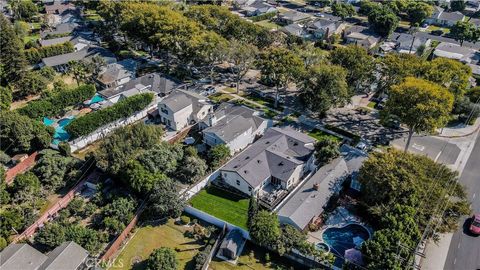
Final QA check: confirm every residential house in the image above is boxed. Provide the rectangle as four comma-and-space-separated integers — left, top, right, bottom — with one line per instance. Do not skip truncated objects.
158, 89, 213, 131
466, 0, 480, 14
343, 25, 381, 49
219, 127, 316, 208
40, 22, 79, 39
426, 6, 465, 27
40, 46, 116, 72
306, 17, 345, 40
96, 59, 137, 89
200, 103, 272, 154
0, 241, 89, 270
277, 11, 312, 25
217, 229, 246, 261
99, 73, 180, 104
380, 33, 431, 54
469, 18, 480, 28
433, 42, 480, 75
44, 1, 76, 15
238, 0, 277, 17
280, 23, 311, 39
276, 145, 367, 230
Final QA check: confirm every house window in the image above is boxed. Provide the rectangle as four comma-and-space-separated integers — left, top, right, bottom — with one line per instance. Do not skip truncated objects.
271, 176, 281, 186
236, 180, 240, 186
248, 187, 252, 192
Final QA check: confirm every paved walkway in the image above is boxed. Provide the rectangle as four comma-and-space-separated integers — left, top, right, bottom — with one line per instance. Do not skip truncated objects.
435, 118, 480, 138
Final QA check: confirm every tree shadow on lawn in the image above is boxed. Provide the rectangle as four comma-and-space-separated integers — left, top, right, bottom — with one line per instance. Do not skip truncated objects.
205, 185, 246, 202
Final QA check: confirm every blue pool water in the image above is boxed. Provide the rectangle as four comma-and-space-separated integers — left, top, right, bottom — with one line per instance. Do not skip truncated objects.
52, 117, 74, 145
89, 94, 104, 104
43, 117, 55, 126
322, 224, 370, 256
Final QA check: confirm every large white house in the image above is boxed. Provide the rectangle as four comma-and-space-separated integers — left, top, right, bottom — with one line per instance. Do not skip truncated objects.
200, 103, 272, 154
219, 127, 316, 196
158, 90, 213, 131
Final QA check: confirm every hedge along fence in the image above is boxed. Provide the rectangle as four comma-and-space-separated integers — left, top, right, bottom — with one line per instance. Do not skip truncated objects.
25, 41, 74, 64
18, 84, 96, 119
250, 11, 278, 22
66, 93, 154, 139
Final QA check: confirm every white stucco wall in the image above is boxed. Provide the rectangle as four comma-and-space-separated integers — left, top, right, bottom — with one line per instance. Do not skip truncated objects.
194, 104, 213, 122
220, 170, 255, 195
158, 103, 193, 131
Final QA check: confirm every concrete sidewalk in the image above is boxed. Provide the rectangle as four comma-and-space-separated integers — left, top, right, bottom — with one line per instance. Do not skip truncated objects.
436, 118, 480, 138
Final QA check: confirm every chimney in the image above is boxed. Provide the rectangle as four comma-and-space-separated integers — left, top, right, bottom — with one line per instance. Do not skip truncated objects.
313, 183, 319, 191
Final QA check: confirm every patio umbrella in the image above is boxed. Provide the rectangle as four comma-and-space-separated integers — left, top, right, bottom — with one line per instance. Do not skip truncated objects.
344, 248, 364, 265
353, 236, 365, 247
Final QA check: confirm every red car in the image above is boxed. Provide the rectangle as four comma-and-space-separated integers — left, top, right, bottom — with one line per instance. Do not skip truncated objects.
470, 214, 480, 235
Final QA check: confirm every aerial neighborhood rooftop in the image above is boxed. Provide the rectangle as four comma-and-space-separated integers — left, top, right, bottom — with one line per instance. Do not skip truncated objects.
1, 0, 479, 270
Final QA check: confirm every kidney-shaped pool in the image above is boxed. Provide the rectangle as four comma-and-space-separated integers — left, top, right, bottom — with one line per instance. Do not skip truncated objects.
322, 224, 370, 256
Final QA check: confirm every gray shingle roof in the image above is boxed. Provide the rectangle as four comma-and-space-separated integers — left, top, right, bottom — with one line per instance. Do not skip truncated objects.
0, 244, 48, 270
277, 144, 367, 229
221, 127, 315, 188
99, 73, 180, 98
280, 11, 312, 22
438, 11, 465, 22
40, 36, 73, 47
97, 58, 137, 86
41, 46, 116, 67
39, 241, 88, 270
160, 89, 207, 113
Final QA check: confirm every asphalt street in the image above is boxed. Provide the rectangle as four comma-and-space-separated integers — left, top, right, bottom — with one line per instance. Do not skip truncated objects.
392, 135, 461, 165
444, 134, 480, 270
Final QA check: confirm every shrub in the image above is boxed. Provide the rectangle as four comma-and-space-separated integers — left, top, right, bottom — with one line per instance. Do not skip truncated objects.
250, 11, 277, 22
25, 42, 74, 64
66, 93, 154, 139
180, 215, 190, 225
18, 84, 96, 119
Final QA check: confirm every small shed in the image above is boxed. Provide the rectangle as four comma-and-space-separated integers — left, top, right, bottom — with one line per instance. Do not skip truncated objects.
11, 154, 28, 164
218, 229, 245, 260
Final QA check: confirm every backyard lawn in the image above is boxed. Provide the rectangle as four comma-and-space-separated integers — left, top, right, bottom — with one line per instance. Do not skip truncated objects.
209, 93, 235, 103
110, 219, 203, 270
254, 20, 280, 30
308, 128, 342, 143
189, 185, 249, 229
209, 242, 308, 270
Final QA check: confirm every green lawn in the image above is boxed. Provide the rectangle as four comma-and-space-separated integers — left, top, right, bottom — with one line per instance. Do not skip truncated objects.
209, 93, 234, 103
110, 219, 203, 270
189, 185, 249, 229
427, 25, 450, 34
24, 34, 39, 44
308, 128, 342, 143
254, 20, 280, 30
209, 242, 308, 270
367, 101, 377, 109
263, 108, 279, 119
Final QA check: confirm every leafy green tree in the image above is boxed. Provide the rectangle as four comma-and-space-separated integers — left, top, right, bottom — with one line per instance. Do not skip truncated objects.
406, 1, 433, 26
94, 123, 164, 175
258, 47, 304, 108
450, 21, 480, 46
194, 31, 229, 83
102, 197, 136, 225
330, 45, 376, 94
277, 224, 310, 256
11, 0, 38, 21
103, 217, 125, 235
13, 20, 29, 40
148, 178, 185, 219
15, 71, 48, 98
146, 247, 178, 270
314, 137, 340, 165
11, 172, 41, 201
424, 58, 472, 98
207, 144, 231, 168
124, 160, 169, 194
0, 14, 26, 86
178, 155, 208, 184
378, 53, 426, 93
368, 5, 399, 37
249, 210, 281, 248
137, 143, 184, 175
0, 86, 12, 111
227, 39, 258, 93
301, 64, 349, 117
67, 60, 93, 85
384, 77, 454, 151
0, 237, 7, 251
35, 223, 66, 249
34, 150, 78, 192
64, 224, 106, 254
359, 0, 380, 16
247, 194, 258, 229
0, 111, 53, 153
331, 3, 356, 19
450, 0, 466, 11
0, 208, 24, 238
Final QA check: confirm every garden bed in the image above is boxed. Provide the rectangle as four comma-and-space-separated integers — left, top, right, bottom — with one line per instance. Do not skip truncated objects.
189, 185, 249, 229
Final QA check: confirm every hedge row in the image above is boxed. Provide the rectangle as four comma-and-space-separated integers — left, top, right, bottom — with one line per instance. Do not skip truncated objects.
18, 84, 96, 119
25, 42, 74, 64
43, 32, 71, 40
250, 11, 277, 22
66, 93, 154, 139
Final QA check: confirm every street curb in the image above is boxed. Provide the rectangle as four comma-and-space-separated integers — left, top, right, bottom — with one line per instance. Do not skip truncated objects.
434, 122, 480, 139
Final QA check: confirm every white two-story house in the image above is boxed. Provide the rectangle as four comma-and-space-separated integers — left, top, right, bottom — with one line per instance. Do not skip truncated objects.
158, 90, 213, 131
219, 127, 316, 196
199, 103, 272, 154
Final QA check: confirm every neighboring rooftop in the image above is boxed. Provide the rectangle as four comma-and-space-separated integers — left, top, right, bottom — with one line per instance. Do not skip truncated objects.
221, 127, 315, 189
41, 46, 116, 67
0, 244, 48, 270
279, 11, 312, 22
434, 42, 480, 63
160, 89, 209, 113
100, 73, 180, 99
39, 241, 89, 270
97, 58, 137, 87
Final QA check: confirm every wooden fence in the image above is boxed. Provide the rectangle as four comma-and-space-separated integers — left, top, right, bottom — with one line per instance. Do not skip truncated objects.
5, 151, 38, 185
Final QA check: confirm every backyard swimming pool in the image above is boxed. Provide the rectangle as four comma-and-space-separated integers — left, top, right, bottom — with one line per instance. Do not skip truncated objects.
322, 224, 370, 256
50, 117, 75, 145
88, 94, 105, 104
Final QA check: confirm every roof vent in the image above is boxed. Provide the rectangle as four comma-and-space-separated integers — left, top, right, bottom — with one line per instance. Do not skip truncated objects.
293, 141, 298, 146
265, 141, 270, 144
233, 165, 239, 168
245, 156, 250, 160
244, 170, 248, 174
313, 183, 319, 191
257, 160, 261, 163
278, 162, 284, 166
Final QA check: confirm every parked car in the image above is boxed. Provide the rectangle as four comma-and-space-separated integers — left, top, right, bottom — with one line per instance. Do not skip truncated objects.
470, 214, 480, 235
431, 30, 444, 36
